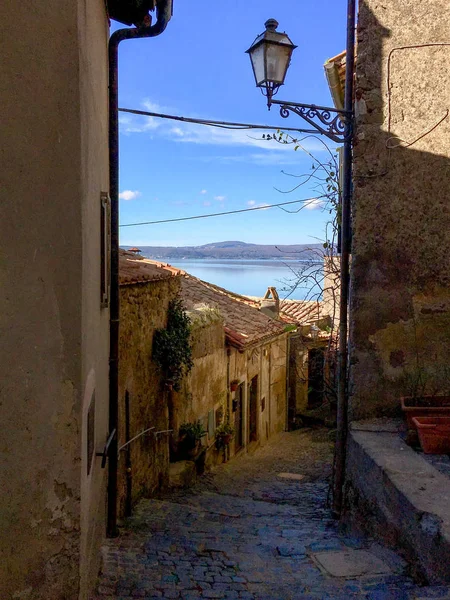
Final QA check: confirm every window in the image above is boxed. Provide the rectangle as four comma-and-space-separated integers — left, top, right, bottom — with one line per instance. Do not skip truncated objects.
100, 192, 111, 308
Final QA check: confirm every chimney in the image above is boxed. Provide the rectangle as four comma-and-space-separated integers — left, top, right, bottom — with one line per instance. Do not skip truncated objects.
260, 287, 280, 320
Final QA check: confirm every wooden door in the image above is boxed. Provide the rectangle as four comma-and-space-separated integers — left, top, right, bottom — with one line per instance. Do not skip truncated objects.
234, 383, 244, 451
249, 375, 258, 442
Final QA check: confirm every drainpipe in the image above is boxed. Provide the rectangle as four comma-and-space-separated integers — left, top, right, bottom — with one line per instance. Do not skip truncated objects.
107, 1, 172, 538
332, 0, 356, 518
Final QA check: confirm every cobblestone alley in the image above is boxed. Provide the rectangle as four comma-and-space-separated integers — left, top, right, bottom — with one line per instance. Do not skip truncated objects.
96, 429, 450, 599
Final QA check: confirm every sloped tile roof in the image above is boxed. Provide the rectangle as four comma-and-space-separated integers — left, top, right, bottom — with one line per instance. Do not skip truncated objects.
119, 250, 181, 285
324, 50, 347, 110
279, 299, 324, 325
180, 275, 286, 349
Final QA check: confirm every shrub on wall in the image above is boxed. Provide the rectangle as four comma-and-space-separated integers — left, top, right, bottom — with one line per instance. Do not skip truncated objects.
153, 297, 193, 391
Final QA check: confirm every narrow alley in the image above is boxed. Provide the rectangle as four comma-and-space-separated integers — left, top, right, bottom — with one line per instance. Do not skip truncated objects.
95, 430, 450, 600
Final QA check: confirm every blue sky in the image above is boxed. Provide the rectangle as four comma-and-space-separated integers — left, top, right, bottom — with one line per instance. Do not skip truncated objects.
115, 1, 346, 247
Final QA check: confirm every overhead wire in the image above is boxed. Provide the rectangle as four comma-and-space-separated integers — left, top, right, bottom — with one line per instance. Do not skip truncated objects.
118, 107, 326, 228
118, 107, 318, 134
120, 196, 328, 228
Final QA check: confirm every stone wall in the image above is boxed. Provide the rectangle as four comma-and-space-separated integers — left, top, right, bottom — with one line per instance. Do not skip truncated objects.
0, 2, 110, 598
172, 308, 227, 466
349, 0, 450, 419
118, 278, 180, 517
228, 335, 288, 451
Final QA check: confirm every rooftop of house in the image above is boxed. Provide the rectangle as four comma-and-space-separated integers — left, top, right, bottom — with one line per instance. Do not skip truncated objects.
118, 250, 182, 286
279, 299, 324, 325
180, 275, 287, 350
324, 49, 347, 110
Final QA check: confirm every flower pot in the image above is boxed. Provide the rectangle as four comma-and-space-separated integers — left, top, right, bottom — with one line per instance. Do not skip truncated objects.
401, 395, 450, 445
221, 433, 233, 445
412, 416, 450, 454
230, 381, 239, 392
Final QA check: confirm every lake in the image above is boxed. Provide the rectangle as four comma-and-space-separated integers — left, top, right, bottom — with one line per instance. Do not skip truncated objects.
146, 258, 323, 300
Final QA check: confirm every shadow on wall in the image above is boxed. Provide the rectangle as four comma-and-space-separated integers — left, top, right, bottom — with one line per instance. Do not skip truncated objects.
349, 0, 450, 419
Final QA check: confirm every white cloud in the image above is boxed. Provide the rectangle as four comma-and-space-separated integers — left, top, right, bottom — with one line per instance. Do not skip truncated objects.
304, 198, 325, 210
247, 200, 256, 206
119, 100, 165, 134
200, 189, 207, 195
203, 201, 211, 207
257, 203, 271, 211
119, 190, 141, 201
214, 195, 226, 202
119, 99, 331, 154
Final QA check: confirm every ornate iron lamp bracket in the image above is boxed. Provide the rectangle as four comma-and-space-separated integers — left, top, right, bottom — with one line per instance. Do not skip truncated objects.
271, 99, 353, 143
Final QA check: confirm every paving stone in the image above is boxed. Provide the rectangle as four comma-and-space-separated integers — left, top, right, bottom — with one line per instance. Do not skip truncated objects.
312, 549, 392, 578
96, 430, 450, 600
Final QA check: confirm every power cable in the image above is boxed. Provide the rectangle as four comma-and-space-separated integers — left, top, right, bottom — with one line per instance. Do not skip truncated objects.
119, 107, 318, 134
120, 195, 327, 228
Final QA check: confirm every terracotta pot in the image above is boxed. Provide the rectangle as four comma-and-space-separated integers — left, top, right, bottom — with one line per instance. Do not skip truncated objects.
220, 433, 233, 445
412, 416, 450, 454
401, 395, 450, 445
401, 395, 450, 426
230, 381, 239, 392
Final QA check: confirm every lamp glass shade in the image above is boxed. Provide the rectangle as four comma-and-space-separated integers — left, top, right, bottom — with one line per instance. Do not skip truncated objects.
246, 20, 297, 91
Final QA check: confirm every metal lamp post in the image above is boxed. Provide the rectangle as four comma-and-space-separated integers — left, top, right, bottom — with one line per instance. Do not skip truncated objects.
246, 3, 356, 517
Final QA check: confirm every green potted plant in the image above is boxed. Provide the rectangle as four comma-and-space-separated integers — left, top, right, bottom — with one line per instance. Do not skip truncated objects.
178, 421, 207, 458
215, 422, 235, 447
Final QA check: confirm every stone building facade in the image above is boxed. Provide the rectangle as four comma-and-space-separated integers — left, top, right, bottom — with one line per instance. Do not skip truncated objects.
349, 0, 450, 419
178, 275, 290, 460
118, 251, 181, 517
1, 2, 111, 599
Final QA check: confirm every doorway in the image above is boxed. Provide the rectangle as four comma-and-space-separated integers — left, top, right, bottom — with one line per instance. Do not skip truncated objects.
234, 383, 244, 452
249, 375, 258, 442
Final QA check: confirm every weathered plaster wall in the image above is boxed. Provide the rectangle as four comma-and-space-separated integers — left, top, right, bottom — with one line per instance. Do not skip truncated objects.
78, 0, 110, 595
323, 257, 340, 330
228, 335, 288, 451
0, 2, 109, 598
289, 335, 310, 419
174, 309, 227, 465
118, 278, 180, 516
349, 0, 450, 419
269, 336, 289, 435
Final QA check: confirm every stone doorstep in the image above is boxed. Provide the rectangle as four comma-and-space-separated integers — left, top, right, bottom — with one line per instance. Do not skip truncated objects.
169, 461, 197, 489
347, 428, 450, 584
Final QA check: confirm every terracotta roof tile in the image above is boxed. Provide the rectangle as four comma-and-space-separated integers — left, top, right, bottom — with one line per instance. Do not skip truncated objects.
119, 250, 179, 285
180, 276, 286, 349
279, 299, 324, 325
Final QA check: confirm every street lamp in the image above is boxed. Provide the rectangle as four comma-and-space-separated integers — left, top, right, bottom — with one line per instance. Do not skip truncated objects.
246, 19, 297, 108
246, 4, 356, 519
246, 19, 352, 144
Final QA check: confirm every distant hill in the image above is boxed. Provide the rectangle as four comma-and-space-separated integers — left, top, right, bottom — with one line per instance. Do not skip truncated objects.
123, 241, 324, 261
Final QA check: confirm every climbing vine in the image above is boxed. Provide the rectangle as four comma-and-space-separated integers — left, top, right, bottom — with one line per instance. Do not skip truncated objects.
153, 297, 194, 391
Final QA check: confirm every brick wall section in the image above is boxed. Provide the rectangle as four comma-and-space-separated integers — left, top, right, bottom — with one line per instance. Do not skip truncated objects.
118, 277, 180, 516
349, 0, 450, 419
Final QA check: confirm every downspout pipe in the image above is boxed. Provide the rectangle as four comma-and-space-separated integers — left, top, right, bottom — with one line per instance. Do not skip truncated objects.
332, 0, 356, 518
107, 1, 172, 538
